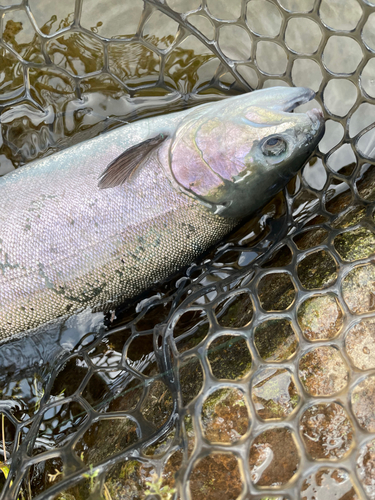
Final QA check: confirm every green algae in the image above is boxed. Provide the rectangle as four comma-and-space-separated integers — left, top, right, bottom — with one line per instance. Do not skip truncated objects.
334, 227, 375, 261
215, 292, 254, 328
207, 335, 251, 380
201, 388, 249, 443
258, 272, 296, 310
332, 206, 367, 228
254, 319, 298, 362
297, 250, 337, 289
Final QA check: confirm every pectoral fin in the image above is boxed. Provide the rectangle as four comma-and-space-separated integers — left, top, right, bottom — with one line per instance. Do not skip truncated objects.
98, 133, 168, 189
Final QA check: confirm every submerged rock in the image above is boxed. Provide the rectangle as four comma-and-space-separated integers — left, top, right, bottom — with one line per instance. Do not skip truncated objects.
4, 174, 375, 499
98, 168, 375, 499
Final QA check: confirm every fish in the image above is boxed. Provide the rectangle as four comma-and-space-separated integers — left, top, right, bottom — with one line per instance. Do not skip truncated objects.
0, 87, 324, 342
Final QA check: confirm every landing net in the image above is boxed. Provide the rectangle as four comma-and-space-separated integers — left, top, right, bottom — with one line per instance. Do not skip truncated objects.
1, 1, 375, 499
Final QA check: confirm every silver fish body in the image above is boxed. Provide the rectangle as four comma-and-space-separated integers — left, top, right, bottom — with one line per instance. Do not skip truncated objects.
0, 88, 324, 342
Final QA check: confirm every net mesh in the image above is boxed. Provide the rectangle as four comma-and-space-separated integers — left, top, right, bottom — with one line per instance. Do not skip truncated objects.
1, 0, 375, 499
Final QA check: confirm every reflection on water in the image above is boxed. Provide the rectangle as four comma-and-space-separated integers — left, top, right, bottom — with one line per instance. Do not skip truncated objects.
0, 3, 246, 172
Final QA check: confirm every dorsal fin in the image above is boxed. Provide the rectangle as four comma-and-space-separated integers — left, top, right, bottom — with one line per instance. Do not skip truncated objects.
98, 133, 168, 189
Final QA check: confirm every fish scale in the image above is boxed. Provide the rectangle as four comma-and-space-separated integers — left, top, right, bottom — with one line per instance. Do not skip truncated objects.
0, 89, 323, 341
0, 112, 236, 340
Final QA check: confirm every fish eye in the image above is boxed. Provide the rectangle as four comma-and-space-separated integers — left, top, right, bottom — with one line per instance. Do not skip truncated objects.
261, 136, 287, 157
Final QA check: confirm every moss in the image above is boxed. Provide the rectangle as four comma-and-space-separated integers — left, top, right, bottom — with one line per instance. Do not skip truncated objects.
104, 460, 155, 500
145, 473, 176, 499
207, 336, 252, 380
203, 388, 231, 411
332, 206, 367, 228
215, 292, 253, 328
262, 399, 288, 418
75, 418, 139, 467
143, 430, 175, 457
189, 453, 242, 500
297, 250, 337, 289
179, 355, 204, 406
290, 393, 299, 405
254, 319, 297, 362
174, 311, 209, 352
141, 380, 173, 428
334, 227, 375, 261
258, 272, 295, 310
183, 413, 192, 430
118, 461, 139, 480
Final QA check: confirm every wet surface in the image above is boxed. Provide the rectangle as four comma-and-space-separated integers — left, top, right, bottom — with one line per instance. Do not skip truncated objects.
1, 0, 375, 499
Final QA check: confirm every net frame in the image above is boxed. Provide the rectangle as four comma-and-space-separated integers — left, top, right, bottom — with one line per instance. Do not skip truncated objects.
1, 0, 375, 499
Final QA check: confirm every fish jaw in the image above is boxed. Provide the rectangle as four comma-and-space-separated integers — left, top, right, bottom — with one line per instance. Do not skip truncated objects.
242, 86, 315, 112
169, 87, 324, 217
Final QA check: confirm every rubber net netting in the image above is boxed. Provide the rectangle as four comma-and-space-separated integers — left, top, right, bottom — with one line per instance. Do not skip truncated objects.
1, 0, 375, 499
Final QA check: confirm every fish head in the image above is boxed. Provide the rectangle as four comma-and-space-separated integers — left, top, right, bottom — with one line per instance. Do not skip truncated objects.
170, 87, 324, 217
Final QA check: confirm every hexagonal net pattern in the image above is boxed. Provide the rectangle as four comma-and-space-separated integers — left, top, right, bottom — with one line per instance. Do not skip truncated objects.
1, 0, 375, 499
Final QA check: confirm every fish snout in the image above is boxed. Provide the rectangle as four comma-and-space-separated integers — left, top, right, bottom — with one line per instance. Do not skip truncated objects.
245, 86, 316, 113
306, 108, 325, 127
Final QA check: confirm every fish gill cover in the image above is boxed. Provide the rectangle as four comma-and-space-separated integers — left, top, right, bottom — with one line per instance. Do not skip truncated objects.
0, 0, 375, 499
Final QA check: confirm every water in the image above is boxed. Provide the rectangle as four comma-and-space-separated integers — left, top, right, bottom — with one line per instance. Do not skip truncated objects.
1, 0, 375, 499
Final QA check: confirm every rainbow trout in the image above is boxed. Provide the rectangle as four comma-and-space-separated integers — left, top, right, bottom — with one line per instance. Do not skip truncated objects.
0, 87, 324, 342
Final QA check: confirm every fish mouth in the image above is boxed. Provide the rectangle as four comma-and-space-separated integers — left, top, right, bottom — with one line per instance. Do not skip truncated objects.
241, 86, 316, 114
279, 88, 325, 133
257, 86, 324, 133
280, 87, 315, 112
